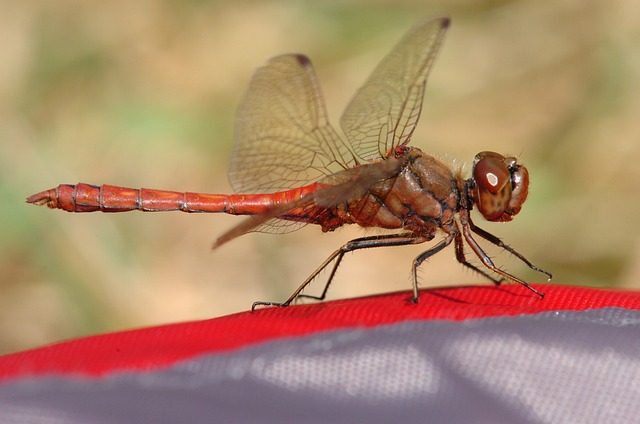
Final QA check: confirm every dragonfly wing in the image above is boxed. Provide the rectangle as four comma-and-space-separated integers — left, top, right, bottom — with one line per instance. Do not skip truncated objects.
340, 17, 449, 162
229, 54, 357, 194
314, 154, 406, 208
215, 156, 407, 248
214, 196, 315, 248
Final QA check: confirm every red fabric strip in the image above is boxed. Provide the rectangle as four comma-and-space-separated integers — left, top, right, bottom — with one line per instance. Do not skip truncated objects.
0, 284, 638, 381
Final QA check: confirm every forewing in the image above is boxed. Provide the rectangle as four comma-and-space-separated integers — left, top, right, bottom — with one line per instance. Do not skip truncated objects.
340, 17, 449, 162
229, 54, 357, 194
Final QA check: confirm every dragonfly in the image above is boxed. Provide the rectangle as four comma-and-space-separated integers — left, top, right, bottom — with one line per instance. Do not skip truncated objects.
27, 17, 551, 310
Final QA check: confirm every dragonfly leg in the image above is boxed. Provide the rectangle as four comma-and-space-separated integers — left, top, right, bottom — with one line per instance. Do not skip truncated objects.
410, 234, 455, 303
460, 222, 545, 299
469, 222, 553, 282
453, 232, 503, 285
251, 233, 425, 311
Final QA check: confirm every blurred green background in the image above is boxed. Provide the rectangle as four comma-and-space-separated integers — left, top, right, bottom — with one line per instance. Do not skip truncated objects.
1, 0, 639, 354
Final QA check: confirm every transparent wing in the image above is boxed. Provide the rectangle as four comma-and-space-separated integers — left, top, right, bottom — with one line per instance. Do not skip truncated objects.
340, 17, 449, 162
229, 54, 357, 194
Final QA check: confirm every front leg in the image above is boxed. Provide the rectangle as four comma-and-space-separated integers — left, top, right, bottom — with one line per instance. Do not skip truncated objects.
460, 222, 545, 299
469, 222, 552, 282
454, 232, 504, 286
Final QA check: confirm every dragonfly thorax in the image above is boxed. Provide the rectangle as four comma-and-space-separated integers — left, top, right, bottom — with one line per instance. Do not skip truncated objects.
337, 147, 459, 238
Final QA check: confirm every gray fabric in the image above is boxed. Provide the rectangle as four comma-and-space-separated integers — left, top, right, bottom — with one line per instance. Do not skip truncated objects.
0, 308, 638, 424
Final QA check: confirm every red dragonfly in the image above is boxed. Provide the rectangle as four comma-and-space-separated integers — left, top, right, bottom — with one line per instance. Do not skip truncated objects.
27, 17, 551, 309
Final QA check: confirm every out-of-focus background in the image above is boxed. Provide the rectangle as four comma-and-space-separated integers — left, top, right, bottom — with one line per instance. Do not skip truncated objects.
1, 0, 639, 355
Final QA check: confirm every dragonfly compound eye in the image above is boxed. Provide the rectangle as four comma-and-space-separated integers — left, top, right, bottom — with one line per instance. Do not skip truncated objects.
505, 160, 530, 219
472, 151, 528, 222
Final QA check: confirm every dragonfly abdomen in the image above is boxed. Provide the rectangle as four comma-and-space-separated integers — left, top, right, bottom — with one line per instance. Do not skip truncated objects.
26, 183, 230, 213
26, 183, 320, 215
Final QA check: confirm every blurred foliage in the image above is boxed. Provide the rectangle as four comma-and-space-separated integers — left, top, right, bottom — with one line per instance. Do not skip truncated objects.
1, 0, 639, 354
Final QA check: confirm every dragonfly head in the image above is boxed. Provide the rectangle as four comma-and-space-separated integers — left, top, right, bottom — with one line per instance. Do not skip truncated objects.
470, 151, 529, 222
